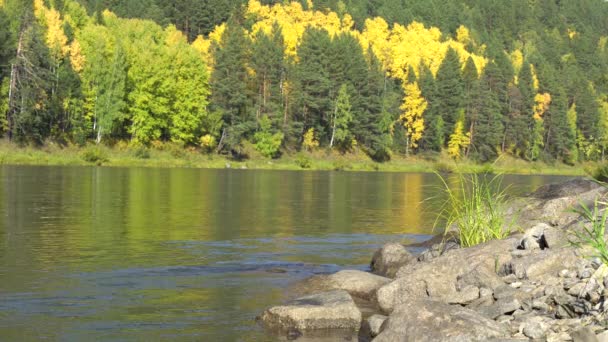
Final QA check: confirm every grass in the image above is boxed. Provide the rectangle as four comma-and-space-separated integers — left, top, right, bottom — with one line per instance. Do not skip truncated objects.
570, 198, 608, 266
434, 172, 514, 248
0, 139, 591, 176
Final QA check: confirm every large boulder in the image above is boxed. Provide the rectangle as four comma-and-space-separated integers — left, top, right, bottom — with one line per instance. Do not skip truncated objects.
377, 238, 517, 313
259, 290, 362, 335
290, 270, 391, 301
505, 248, 580, 280
370, 243, 415, 278
511, 179, 604, 228
373, 299, 508, 342
326, 270, 391, 300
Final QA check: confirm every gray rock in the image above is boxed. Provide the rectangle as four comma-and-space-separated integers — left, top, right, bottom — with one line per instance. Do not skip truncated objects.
259, 290, 362, 333
370, 243, 414, 278
325, 270, 391, 300
478, 297, 522, 319
506, 248, 580, 280
519, 223, 569, 250
568, 282, 588, 296
446, 286, 480, 305
531, 179, 602, 200
522, 316, 550, 339
513, 179, 604, 227
378, 238, 515, 313
572, 327, 599, 342
458, 265, 505, 291
597, 330, 608, 342
373, 299, 508, 342
362, 314, 387, 338
494, 284, 518, 299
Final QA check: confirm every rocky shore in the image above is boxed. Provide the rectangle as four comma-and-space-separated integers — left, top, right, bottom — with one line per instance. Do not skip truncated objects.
257, 179, 608, 341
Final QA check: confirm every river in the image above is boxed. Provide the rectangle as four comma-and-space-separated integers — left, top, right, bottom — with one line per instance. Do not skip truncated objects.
0, 166, 574, 341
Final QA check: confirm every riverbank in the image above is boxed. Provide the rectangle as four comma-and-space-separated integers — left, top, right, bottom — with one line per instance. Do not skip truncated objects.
0, 141, 590, 176
259, 179, 608, 341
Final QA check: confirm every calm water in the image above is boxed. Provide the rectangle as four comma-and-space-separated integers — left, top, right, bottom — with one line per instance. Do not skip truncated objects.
0, 166, 573, 341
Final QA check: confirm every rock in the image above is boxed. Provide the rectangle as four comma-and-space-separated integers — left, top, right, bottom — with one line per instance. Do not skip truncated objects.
531, 179, 602, 200
522, 316, 550, 339
378, 238, 516, 313
597, 330, 608, 342
370, 243, 414, 278
478, 296, 522, 319
513, 179, 604, 227
494, 284, 517, 299
446, 286, 480, 305
458, 265, 505, 291
506, 248, 580, 280
519, 223, 569, 250
325, 270, 391, 300
480, 287, 494, 298
259, 290, 362, 334
532, 298, 551, 312
362, 314, 387, 338
568, 282, 588, 296
571, 327, 599, 342
373, 299, 508, 342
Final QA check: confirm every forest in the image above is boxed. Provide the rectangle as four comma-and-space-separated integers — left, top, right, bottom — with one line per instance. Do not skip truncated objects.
1, 0, 608, 165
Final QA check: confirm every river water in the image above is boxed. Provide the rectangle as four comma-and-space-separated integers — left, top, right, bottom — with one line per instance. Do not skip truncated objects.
0, 166, 574, 341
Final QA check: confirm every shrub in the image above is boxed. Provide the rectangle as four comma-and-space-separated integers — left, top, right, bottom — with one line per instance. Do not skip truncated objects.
133, 146, 150, 159
295, 154, 312, 169
200, 134, 217, 153
570, 199, 608, 266
254, 117, 283, 158
81, 145, 108, 165
585, 163, 608, 182
435, 172, 512, 248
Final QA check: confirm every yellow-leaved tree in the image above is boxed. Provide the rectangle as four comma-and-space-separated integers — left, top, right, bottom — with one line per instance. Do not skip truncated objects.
400, 82, 427, 156
448, 110, 471, 160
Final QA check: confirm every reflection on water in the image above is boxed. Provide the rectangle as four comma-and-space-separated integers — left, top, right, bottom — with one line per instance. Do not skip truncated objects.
0, 166, 573, 341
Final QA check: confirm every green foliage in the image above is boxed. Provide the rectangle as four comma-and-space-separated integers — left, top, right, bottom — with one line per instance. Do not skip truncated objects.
330, 84, 354, 151
570, 199, 608, 266
295, 153, 312, 169
81, 145, 108, 164
254, 116, 284, 158
133, 146, 151, 159
435, 173, 512, 247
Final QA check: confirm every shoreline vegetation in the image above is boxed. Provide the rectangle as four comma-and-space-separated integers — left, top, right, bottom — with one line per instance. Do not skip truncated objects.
0, 141, 593, 176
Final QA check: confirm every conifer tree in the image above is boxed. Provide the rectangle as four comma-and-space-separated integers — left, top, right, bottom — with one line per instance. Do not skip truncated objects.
330, 84, 353, 151
210, 17, 252, 154
435, 47, 464, 142
251, 22, 285, 125
292, 26, 332, 145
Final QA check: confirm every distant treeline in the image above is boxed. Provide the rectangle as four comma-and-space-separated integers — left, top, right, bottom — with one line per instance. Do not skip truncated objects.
0, 0, 607, 164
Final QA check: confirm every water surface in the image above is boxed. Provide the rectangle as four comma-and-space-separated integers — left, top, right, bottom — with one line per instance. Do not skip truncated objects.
0, 166, 573, 341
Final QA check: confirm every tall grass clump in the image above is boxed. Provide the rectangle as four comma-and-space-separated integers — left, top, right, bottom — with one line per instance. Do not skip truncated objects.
435, 172, 512, 248
570, 199, 608, 266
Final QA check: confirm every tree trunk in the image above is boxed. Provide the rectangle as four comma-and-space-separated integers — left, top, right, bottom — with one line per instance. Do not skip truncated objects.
7, 30, 25, 141
330, 102, 337, 148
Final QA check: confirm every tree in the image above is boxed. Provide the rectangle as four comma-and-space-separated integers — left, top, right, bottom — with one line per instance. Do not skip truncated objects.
435, 47, 464, 141
77, 22, 127, 144
210, 18, 252, 154
6, 2, 53, 144
400, 81, 427, 156
251, 22, 285, 124
470, 62, 504, 161
448, 110, 471, 160
165, 26, 210, 145
292, 27, 332, 144
330, 84, 353, 150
